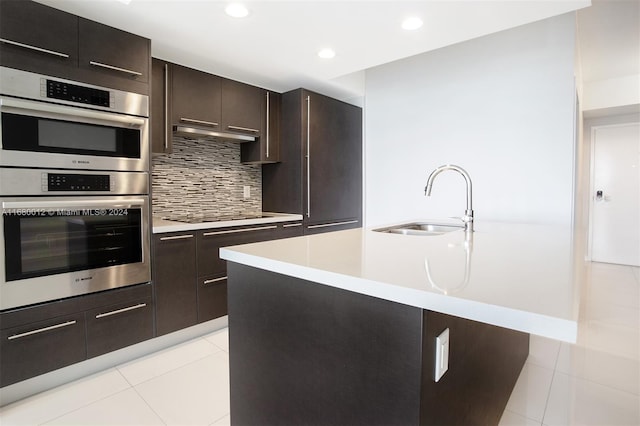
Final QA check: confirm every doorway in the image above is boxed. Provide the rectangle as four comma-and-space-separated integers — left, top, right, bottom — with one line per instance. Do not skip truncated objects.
588, 122, 640, 266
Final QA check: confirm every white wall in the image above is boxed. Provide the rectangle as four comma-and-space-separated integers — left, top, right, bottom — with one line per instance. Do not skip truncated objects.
364, 13, 577, 227
582, 74, 640, 112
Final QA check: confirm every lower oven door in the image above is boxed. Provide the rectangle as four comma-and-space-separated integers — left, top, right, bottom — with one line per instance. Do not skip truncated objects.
0, 196, 150, 310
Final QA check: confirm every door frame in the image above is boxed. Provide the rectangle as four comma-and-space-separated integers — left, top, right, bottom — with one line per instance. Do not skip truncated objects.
587, 122, 639, 262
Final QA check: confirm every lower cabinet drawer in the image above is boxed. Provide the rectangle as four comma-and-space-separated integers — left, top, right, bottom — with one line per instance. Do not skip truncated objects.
0, 313, 87, 387
197, 275, 228, 323
86, 297, 154, 358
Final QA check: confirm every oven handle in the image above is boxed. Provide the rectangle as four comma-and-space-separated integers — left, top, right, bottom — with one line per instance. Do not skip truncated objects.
0, 97, 146, 127
2, 199, 146, 209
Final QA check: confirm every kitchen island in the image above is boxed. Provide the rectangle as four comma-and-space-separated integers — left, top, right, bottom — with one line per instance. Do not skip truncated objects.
220, 221, 582, 425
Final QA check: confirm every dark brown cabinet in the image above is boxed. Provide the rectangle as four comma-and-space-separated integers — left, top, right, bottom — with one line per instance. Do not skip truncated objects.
0, 283, 153, 387
172, 64, 222, 132
77, 18, 150, 92
0, 0, 150, 94
195, 222, 302, 321
151, 58, 173, 154
153, 221, 303, 329
223, 79, 283, 163
263, 89, 363, 234
151, 61, 224, 155
0, 313, 87, 387
153, 232, 198, 336
196, 275, 228, 324
85, 296, 154, 358
241, 91, 281, 164
0, 0, 78, 77
221, 78, 264, 136
197, 224, 284, 278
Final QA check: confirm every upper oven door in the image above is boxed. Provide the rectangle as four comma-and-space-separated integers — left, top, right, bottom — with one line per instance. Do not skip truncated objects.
0, 97, 149, 171
0, 195, 151, 310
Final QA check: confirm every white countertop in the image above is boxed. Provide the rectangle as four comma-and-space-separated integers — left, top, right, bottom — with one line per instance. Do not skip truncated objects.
152, 213, 303, 234
220, 221, 583, 343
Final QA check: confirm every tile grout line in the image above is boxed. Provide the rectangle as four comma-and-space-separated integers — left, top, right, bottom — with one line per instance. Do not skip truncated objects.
129, 385, 168, 426
115, 339, 225, 387
553, 367, 640, 398
538, 329, 565, 426
209, 411, 231, 426
36, 369, 133, 426
539, 368, 560, 426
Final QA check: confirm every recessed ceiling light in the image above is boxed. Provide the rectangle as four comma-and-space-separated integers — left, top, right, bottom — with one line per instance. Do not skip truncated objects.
318, 48, 336, 59
401, 17, 423, 31
225, 3, 249, 18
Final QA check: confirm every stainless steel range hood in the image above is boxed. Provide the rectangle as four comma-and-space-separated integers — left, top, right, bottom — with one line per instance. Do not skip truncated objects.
173, 125, 257, 143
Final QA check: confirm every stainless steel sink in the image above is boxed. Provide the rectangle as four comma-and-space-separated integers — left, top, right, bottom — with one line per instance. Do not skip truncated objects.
373, 222, 465, 236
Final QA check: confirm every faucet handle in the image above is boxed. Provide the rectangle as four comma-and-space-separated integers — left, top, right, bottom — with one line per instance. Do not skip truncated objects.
450, 215, 473, 229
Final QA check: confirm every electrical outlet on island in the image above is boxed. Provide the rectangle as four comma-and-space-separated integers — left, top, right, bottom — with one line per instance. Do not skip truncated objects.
243, 185, 251, 199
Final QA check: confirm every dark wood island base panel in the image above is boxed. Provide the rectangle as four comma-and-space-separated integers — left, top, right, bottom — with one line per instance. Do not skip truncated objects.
227, 263, 529, 426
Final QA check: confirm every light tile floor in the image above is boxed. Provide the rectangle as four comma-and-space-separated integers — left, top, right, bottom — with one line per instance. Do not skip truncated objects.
1, 262, 638, 425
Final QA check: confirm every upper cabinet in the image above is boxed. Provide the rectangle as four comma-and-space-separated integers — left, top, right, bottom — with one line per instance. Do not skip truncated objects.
0, 0, 150, 95
0, 0, 78, 76
241, 90, 280, 164
77, 18, 150, 90
221, 78, 263, 135
151, 58, 172, 153
172, 64, 222, 130
151, 58, 280, 163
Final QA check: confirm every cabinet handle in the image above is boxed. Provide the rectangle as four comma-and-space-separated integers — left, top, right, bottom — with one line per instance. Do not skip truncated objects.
95, 303, 147, 319
203, 276, 227, 285
0, 38, 70, 58
202, 225, 277, 236
283, 223, 302, 228
159, 234, 194, 241
266, 92, 270, 158
8, 320, 77, 341
180, 117, 218, 127
164, 63, 170, 151
89, 61, 142, 76
227, 125, 260, 133
306, 95, 311, 218
307, 220, 359, 230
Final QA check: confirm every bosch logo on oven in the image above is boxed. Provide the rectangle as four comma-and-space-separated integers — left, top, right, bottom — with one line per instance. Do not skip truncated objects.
72, 160, 91, 165
75, 276, 94, 283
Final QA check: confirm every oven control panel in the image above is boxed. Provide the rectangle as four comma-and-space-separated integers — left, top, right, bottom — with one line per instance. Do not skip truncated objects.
43, 173, 114, 192
44, 79, 112, 108
0, 168, 147, 196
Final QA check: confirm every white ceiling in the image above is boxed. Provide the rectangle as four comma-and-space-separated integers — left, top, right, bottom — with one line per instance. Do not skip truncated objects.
34, 0, 601, 103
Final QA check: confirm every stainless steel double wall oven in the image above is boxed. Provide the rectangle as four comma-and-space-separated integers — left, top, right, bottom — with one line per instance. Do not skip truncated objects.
0, 67, 151, 311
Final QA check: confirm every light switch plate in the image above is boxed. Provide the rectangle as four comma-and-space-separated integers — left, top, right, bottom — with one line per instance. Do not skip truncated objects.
434, 328, 450, 382
243, 185, 250, 199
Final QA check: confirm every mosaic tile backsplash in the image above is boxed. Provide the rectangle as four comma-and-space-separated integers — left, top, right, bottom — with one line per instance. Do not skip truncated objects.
152, 136, 262, 219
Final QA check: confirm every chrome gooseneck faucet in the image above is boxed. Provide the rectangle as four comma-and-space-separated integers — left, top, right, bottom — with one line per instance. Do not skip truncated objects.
424, 164, 474, 232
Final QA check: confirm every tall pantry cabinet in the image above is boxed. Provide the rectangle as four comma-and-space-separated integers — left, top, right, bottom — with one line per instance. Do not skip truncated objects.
262, 89, 362, 234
